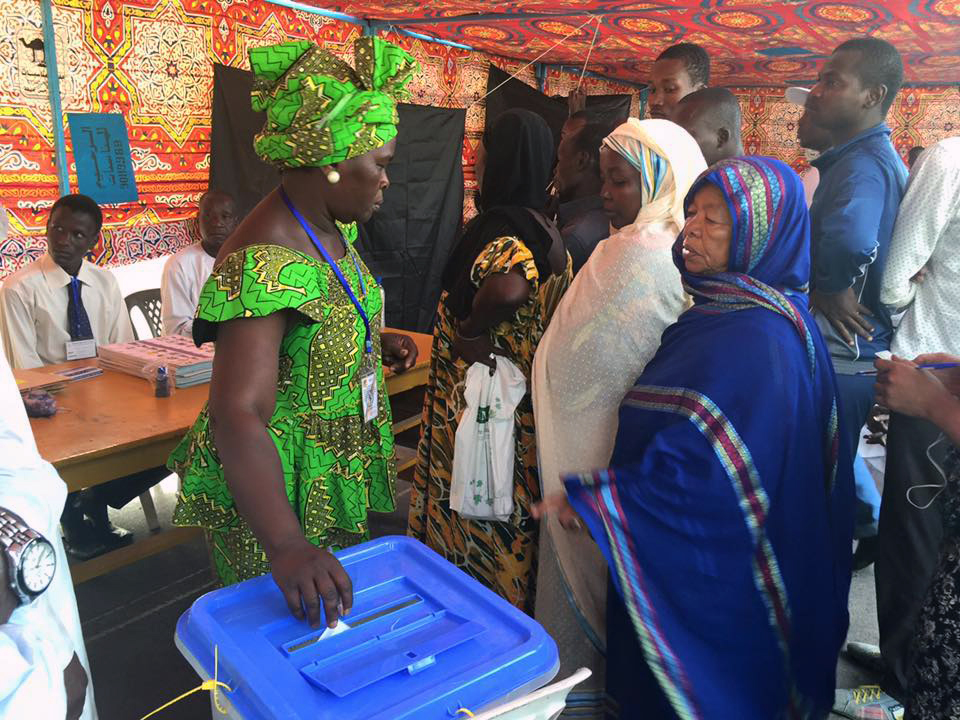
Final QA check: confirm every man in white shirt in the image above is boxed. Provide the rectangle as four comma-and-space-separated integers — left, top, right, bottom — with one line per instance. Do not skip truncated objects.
0, 194, 133, 369
0, 195, 164, 560
883, 138, 960, 360
0, 350, 97, 720
869, 136, 960, 693
161, 190, 238, 336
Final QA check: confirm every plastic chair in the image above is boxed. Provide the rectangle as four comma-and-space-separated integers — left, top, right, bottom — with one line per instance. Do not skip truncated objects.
125, 289, 163, 340
122, 288, 165, 529
464, 668, 592, 720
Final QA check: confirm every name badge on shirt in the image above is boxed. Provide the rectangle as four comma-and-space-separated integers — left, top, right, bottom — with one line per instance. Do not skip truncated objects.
65, 339, 97, 360
361, 369, 378, 423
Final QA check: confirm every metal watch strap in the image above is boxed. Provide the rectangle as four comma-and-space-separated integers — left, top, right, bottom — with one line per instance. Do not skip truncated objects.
0, 508, 45, 605
0, 509, 41, 552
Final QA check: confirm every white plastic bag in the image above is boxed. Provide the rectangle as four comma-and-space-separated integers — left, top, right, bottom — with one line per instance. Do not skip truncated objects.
450, 357, 527, 521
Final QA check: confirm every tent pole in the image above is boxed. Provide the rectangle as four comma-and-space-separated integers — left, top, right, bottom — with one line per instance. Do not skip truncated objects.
535, 63, 547, 94
263, 1, 642, 90
375, 25, 474, 50
41, 0, 69, 196
263, 0, 373, 34
373, 11, 629, 24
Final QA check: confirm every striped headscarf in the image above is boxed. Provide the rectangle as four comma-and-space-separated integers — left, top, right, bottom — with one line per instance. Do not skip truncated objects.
249, 37, 417, 168
602, 118, 705, 231
674, 156, 838, 487
674, 157, 815, 365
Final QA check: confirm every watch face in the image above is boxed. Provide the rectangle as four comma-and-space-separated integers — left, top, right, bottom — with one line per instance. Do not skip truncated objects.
20, 539, 56, 594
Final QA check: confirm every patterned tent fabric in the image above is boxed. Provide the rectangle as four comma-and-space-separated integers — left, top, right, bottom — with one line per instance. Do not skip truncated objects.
319, 0, 960, 85
0, 0, 957, 279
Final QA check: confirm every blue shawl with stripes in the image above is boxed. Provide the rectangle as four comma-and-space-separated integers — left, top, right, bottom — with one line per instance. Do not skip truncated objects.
566, 157, 854, 719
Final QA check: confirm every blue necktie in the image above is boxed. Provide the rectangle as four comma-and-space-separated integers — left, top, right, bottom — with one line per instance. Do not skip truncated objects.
67, 276, 93, 341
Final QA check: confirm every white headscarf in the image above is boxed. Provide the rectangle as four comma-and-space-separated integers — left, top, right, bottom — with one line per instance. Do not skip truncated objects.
602, 117, 706, 234
531, 118, 706, 658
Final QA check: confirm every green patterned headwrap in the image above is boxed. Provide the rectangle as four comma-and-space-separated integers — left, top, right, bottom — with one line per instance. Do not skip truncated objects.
249, 37, 418, 168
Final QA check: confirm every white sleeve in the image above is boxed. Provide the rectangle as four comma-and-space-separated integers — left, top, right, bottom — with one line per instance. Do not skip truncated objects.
0, 468, 95, 720
0, 284, 44, 370
0, 607, 70, 720
881, 144, 959, 310
0, 352, 95, 719
160, 254, 195, 337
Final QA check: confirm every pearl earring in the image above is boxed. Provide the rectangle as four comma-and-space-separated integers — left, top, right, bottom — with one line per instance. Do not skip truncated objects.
325, 167, 341, 184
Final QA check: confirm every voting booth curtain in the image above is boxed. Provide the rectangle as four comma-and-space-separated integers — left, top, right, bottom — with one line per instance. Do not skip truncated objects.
210, 63, 465, 333
484, 66, 633, 144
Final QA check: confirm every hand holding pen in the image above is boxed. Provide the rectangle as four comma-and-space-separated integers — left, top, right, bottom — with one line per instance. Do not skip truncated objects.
873, 354, 960, 421
858, 361, 960, 376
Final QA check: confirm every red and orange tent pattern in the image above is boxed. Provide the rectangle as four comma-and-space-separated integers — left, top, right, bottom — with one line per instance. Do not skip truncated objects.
0, 0, 957, 278
316, 0, 960, 84
0, 0, 637, 275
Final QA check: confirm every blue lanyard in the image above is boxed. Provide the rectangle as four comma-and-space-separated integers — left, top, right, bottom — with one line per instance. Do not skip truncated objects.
279, 188, 372, 354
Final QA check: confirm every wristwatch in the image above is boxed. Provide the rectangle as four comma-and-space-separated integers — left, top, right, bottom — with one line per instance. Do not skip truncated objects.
0, 508, 56, 606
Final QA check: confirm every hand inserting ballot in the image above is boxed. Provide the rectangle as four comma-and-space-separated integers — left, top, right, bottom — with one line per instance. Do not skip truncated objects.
270, 538, 353, 629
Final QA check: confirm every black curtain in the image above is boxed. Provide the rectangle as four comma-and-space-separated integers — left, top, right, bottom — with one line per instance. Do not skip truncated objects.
355, 104, 465, 332
210, 63, 279, 218
484, 66, 632, 144
209, 64, 465, 332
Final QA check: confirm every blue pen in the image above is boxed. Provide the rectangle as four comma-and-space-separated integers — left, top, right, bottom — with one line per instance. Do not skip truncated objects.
857, 362, 960, 376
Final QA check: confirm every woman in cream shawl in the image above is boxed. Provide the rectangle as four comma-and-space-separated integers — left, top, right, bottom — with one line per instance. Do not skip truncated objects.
531, 118, 706, 716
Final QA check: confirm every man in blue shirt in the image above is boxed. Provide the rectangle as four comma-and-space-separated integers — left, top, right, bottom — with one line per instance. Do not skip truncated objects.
806, 37, 907, 560
806, 37, 905, 493
807, 37, 906, 363
805, 37, 909, 716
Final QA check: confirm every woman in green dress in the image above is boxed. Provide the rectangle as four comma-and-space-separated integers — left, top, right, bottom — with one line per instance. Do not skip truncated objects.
169, 37, 419, 629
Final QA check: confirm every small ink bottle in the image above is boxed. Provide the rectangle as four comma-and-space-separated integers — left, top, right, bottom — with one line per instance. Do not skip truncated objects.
155, 366, 171, 398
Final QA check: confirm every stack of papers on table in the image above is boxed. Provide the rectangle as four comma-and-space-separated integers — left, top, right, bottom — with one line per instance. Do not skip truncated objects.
55, 366, 103, 382
98, 335, 214, 387
14, 368, 67, 394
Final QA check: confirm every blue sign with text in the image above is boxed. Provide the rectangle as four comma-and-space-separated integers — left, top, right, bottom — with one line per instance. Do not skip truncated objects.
67, 113, 138, 204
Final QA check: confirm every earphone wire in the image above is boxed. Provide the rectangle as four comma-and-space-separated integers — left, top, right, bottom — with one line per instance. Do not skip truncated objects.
906, 433, 949, 510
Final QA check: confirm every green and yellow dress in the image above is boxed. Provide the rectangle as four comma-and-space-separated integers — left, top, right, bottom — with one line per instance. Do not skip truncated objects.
169, 239, 396, 585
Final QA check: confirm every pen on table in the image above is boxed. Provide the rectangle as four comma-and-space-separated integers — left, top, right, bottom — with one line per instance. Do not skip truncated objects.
856, 362, 960, 376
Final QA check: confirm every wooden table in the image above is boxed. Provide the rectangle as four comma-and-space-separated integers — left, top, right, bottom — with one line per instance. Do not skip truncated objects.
24, 329, 433, 584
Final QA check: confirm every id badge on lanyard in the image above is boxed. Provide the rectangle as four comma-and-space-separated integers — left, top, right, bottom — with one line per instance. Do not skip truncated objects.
360, 353, 378, 423
280, 188, 378, 423
65, 338, 97, 360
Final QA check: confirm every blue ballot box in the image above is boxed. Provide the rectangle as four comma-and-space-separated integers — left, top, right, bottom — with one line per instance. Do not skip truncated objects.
176, 535, 559, 719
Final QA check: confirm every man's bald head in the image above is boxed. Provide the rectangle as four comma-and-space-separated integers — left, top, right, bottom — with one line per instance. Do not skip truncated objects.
673, 87, 744, 166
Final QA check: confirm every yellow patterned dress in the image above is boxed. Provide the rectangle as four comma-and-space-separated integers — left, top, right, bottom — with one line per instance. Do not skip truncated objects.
408, 236, 572, 614
169, 241, 396, 585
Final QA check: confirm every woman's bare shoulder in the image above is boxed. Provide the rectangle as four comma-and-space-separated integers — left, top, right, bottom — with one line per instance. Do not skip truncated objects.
215, 190, 312, 261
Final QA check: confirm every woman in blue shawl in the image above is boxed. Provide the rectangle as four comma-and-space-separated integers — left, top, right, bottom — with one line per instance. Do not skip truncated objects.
539, 157, 854, 718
